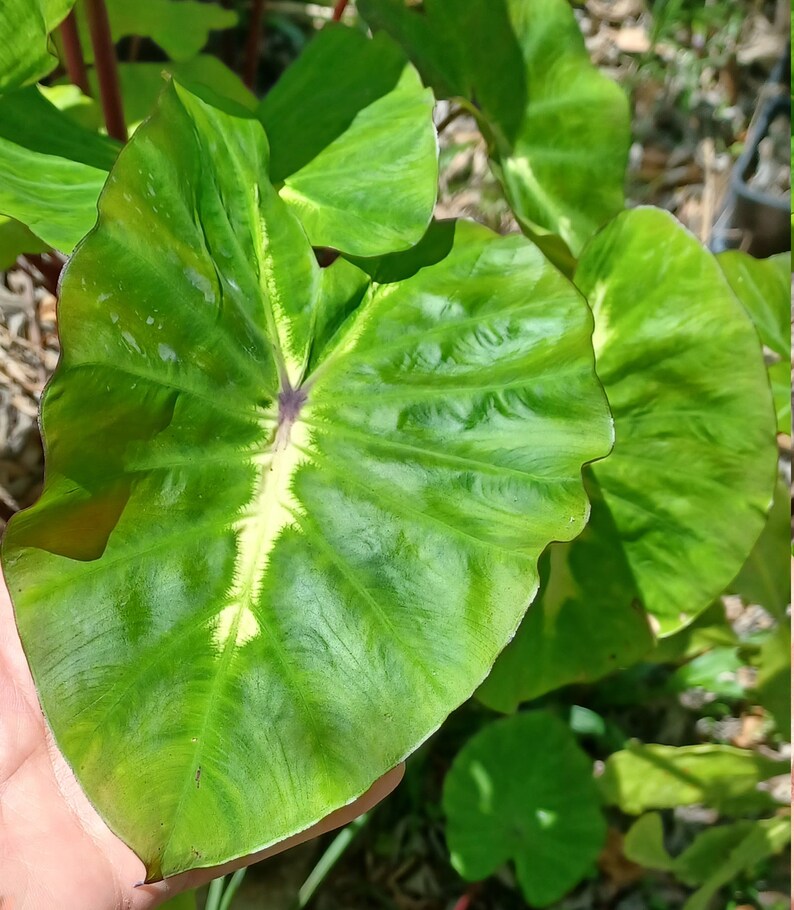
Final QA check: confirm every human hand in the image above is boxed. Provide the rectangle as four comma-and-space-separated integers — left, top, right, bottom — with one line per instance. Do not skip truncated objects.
0, 571, 403, 910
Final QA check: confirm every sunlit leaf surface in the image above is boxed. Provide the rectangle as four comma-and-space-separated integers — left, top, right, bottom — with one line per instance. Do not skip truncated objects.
358, 0, 630, 254
2, 84, 612, 879
0, 0, 74, 92
579, 208, 777, 635
0, 87, 119, 251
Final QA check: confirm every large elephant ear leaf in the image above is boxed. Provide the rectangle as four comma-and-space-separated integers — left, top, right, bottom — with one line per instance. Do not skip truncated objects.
0, 0, 74, 92
358, 0, 630, 255
2, 83, 612, 879
258, 25, 438, 257
578, 207, 777, 635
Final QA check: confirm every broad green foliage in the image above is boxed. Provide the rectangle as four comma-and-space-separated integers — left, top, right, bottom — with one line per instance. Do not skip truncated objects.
625, 813, 791, 910
358, 0, 630, 254
599, 743, 788, 815
9, 26, 436, 259
578, 208, 777, 635
0, 215, 50, 269
39, 82, 103, 131
259, 26, 438, 256
69, 0, 236, 64
2, 82, 612, 878
753, 621, 791, 736
87, 57, 257, 128
730, 479, 791, 619
647, 601, 737, 665
718, 250, 792, 434
442, 712, 606, 907
718, 251, 790, 359
478, 489, 654, 712
105, 0, 236, 61
0, 0, 74, 93
0, 86, 120, 251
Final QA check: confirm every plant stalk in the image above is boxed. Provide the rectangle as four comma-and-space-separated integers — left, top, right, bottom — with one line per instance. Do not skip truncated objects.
331, 0, 350, 22
243, 0, 266, 90
83, 0, 127, 142
60, 10, 91, 95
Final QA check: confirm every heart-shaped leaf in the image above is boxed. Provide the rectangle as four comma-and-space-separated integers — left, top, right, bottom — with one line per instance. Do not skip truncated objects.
2, 82, 612, 879
0, 0, 74, 92
578, 208, 777, 635
442, 711, 606, 907
358, 0, 630, 255
0, 86, 120, 251
259, 25, 438, 257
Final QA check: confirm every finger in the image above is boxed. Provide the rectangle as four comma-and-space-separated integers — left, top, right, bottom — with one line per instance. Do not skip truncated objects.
148, 763, 405, 901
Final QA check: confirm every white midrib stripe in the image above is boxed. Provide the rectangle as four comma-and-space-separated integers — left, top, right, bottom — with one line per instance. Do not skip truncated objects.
214, 415, 311, 649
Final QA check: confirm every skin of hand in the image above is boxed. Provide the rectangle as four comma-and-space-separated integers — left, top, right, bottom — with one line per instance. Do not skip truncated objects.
0, 572, 403, 910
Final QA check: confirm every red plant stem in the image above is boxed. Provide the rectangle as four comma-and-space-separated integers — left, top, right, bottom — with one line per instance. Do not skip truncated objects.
332, 0, 350, 21
243, 0, 266, 90
84, 0, 127, 142
60, 10, 91, 95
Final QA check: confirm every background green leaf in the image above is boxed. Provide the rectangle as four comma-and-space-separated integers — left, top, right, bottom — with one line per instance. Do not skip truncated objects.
0, 215, 50, 269
752, 622, 791, 736
718, 250, 791, 435
85, 58, 257, 129
442, 711, 606, 907
577, 208, 777, 635
358, 0, 630, 254
478, 487, 654, 712
682, 816, 790, 910
2, 83, 612, 879
729, 479, 791, 619
260, 26, 438, 257
717, 251, 790, 358
599, 743, 788, 815
0, 0, 74, 92
0, 86, 119, 251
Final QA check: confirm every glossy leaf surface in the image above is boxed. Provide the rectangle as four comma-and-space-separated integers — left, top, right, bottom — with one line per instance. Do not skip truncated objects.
443, 712, 606, 907
0, 87, 119, 251
259, 26, 437, 256
599, 743, 788, 815
0, 0, 74, 92
2, 83, 612, 879
358, 0, 630, 254
578, 208, 777, 635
